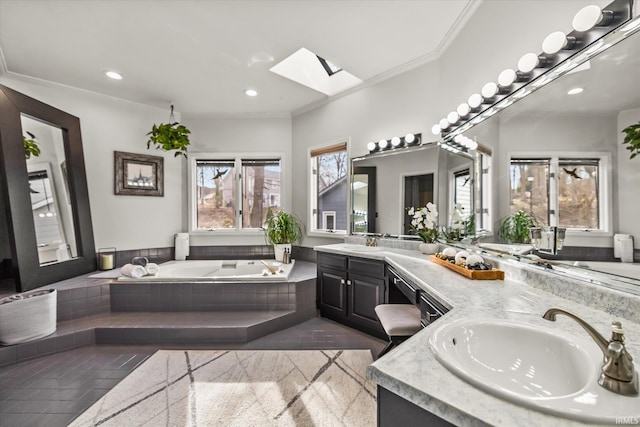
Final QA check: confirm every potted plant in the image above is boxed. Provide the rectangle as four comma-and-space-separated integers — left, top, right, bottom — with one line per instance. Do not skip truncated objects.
621, 121, 640, 159
264, 210, 303, 262
408, 202, 440, 254
24, 132, 40, 159
146, 105, 191, 158
497, 210, 538, 244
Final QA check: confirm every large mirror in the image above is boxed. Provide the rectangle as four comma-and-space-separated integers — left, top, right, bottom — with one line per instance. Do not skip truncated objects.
351, 143, 474, 236
23, 115, 78, 265
448, 13, 640, 284
0, 84, 96, 292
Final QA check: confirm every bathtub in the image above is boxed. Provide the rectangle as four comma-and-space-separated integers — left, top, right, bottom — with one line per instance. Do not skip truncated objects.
117, 259, 295, 282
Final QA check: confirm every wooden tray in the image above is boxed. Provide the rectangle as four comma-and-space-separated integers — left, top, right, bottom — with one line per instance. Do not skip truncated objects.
429, 255, 505, 280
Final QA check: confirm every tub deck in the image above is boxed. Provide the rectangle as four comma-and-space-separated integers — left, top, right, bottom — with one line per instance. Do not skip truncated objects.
0, 261, 317, 367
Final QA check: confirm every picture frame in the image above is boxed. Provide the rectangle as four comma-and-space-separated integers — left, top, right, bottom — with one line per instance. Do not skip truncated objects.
114, 151, 164, 196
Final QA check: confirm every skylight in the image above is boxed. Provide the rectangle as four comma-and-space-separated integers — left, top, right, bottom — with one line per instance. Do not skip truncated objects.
270, 48, 362, 96
316, 55, 342, 76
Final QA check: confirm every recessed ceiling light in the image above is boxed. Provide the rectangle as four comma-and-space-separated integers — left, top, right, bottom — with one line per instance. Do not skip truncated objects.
244, 88, 258, 97
567, 87, 584, 95
105, 71, 122, 80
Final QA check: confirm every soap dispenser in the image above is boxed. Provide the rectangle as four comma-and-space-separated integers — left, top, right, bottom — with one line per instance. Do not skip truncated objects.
614, 234, 634, 263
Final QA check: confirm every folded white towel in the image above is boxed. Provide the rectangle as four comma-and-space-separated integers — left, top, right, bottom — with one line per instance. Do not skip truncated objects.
145, 263, 160, 275
121, 263, 146, 278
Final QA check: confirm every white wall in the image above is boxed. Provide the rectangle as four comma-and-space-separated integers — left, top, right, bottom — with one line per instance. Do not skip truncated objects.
292, 59, 441, 247
0, 75, 186, 251
617, 108, 640, 250
291, 0, 607, 248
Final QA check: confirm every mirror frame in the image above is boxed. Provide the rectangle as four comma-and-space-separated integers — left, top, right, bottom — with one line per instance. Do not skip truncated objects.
0, 84, 96, 291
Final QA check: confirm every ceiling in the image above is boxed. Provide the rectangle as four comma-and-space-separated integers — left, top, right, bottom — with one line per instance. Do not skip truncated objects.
0, 0, 477, 117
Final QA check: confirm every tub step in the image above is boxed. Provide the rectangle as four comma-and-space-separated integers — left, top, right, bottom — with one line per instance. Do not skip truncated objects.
0, 310, 316, 367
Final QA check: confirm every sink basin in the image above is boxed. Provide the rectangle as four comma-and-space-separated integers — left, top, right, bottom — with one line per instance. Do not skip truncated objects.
429, 318, 640, 423
340, 244, 383, 252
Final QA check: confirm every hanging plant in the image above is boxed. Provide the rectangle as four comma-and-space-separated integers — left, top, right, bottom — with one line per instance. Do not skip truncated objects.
24, 131, 40, 159
621, 121, 640, 159
146, 105, 191, 158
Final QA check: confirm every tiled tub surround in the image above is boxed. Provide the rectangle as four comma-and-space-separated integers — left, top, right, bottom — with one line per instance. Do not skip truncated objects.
315, 243, 640, 427
0, 261, 317, 368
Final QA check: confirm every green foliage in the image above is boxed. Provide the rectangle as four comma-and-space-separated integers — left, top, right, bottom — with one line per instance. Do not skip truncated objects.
622, 121, 640, 160
263, 210, 303, 245
146, 122, 191, 158
23, 132, 40, 159
497, 210, 538, 244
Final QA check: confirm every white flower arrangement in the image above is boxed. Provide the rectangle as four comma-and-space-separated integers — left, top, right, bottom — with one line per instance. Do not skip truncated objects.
408, 202, 439, 243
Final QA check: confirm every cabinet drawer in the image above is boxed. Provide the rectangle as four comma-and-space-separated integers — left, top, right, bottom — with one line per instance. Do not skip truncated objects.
348, 257, 385, 278
419, 292, 448, 327
317, 252, 347, 270
388, 267, 419, 305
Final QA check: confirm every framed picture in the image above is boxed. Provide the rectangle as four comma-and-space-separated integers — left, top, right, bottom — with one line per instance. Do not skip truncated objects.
114, 151, 164, 196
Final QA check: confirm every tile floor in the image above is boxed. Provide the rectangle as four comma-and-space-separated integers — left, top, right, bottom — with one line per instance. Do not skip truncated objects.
0, 317, 386, 427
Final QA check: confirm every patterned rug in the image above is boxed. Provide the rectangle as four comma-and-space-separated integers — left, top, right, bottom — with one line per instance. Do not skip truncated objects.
70, 349, 376, 426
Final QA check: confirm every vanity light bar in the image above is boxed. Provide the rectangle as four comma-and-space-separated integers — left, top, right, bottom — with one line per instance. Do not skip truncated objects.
432, 0, 632, 140
367, 133, 421, 153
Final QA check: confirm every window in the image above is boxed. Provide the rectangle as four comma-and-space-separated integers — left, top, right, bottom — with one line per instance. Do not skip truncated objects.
310, 141, 348, 234
453, 168, 472, 218
509, 154, 608, 231
191, 155, 282, 231
476, 151, 493, 234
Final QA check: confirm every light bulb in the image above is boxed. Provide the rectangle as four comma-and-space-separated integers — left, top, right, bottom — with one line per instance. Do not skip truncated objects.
481, 82, 498, 99
439, 118, 450, 130
366, 141, 377, 151
567, 87, 584, 95
405, 133, 416, 144
457, 103, 470, 117
378, 139, 388, 149
467, 140, 478, 150
572, 5, 605, 32
391, 136, 401, 147
468, 93, 483, 109
431, 124, 441, 135
542, 31, 568, 54
447, 111, 459, 125
498, 69, 517, 87
244, 88, 258, 97
518, 53, 540, 73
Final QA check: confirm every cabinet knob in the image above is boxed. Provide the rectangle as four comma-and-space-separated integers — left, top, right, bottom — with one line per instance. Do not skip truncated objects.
346, 279, 352, 286
341, 279, 345, 285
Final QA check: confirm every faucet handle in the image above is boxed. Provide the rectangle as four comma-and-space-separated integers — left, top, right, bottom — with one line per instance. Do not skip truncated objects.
611, 321, 626, 343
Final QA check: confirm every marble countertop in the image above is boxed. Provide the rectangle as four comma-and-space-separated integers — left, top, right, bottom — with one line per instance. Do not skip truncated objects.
315, 243, 640, 426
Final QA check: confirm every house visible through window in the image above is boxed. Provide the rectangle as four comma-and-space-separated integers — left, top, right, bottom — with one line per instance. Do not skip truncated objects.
310, 141, 348, 234
509, 155, 604, 230
193, 156, 282, 231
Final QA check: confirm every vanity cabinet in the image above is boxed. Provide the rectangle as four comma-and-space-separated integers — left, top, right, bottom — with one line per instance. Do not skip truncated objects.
317, 253, 387, 338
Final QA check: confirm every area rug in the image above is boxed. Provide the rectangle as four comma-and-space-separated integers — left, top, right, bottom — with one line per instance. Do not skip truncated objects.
70, 349, 376, 427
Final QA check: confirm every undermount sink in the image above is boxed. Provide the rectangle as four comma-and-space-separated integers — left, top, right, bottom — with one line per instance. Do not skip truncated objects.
340, 244, 383, 252
429, 318, 640, 423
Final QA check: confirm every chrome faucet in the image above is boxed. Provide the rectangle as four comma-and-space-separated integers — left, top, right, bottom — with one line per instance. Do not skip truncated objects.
543, 308, 638, 396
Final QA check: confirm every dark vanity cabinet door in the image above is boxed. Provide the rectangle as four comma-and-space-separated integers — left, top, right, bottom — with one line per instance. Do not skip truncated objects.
347, 257, 386, 337
317, 253, 348, 320
318, 266, 347, 321
317, 252, 386, 339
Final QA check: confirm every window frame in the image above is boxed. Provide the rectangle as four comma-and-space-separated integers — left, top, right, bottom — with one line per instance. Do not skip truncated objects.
188, 152, 286, 235
308, 138, 350, 238
507, 151, 612, 236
